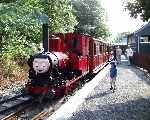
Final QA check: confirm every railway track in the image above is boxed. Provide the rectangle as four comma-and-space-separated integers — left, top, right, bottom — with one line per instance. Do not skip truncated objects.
0, 95, 66, 120
31, 104, 54, 120
0, 86, 79, 120
0, 94, 33, 120
31, 97, 65, 120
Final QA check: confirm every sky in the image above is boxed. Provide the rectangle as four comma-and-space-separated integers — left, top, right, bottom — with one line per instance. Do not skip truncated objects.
101, 0, 147, 38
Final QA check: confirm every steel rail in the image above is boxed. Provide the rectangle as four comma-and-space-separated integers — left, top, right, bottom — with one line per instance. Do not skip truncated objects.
31, 97, 65, 120
1, 102, 33, 120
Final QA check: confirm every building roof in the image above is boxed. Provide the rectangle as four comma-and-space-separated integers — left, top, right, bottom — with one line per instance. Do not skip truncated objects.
134, 22, 150, 36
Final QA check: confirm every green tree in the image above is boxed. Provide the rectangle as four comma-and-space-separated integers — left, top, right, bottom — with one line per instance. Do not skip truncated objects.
0, 0, 77, 59
71, 0, 109, 38
0, 0, 17, 3
0, 0, 41, 58
0, 0, 77, 75
125, 0, 150, 21
40, 0, 77, 33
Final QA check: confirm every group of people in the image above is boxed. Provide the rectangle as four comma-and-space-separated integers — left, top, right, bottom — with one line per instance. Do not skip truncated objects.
109, 46, 122, 64
110, 46, 133, 65
109, 46, 133, 92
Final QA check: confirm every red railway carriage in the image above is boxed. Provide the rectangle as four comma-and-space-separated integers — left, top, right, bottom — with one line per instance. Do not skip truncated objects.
50, 33, 90, 75
89, 38, 108, 73
25, 29, 111, 98
52, 33, 110, 74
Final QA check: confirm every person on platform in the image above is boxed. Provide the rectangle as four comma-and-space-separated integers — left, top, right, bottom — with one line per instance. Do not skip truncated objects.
125, 46, 133, 65
116, 46, 122, 64
109, 61, 117, 92
113, 46, 117, 61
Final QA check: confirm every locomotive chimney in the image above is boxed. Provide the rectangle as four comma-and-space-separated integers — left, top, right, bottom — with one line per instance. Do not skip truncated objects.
42, 23, 49, 52
34, 11, 49, 52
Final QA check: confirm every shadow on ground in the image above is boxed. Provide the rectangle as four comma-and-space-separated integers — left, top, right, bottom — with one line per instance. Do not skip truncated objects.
85, 90, 112, 101
69, 97, 150, 120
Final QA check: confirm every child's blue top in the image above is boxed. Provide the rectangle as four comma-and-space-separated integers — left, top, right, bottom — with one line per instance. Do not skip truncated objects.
110, 64, 117, 78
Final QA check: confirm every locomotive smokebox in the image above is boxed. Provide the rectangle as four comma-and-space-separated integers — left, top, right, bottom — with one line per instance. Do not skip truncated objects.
42, 23, 49, 52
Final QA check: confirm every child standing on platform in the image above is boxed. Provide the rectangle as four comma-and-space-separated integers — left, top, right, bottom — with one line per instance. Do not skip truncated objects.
109, 61, 117, 92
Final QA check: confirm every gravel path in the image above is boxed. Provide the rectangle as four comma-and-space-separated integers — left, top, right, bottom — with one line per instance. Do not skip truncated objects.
67, 60, 150, 120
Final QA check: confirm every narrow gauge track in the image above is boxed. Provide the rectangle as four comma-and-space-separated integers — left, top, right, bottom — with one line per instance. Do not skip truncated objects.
0, 75, 87, 120
1, 97, 66, 120
3, 73, 92, 120
31, 97, 65, 120
0, 94, 33, 120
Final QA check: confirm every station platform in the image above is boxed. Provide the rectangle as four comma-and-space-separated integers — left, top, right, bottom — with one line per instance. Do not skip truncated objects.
47, 55, 150, 120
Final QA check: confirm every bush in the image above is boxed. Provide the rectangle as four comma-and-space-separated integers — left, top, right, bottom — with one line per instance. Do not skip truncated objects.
0, 35, 40, 78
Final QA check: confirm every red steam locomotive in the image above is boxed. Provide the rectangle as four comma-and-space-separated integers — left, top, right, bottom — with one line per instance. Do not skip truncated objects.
25, 24, 111, 99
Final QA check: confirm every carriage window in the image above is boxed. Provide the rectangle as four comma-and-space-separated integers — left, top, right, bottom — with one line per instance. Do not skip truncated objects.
101, 45, 103, 53
107, 46, 110, 52
64, 39, 67, 44
94, 43, 96, 55
104, 45, 106, 52
96, 43, 100, 54
72, 38, 78, 48
140, 36, 150, 43
99, 45, 102, 53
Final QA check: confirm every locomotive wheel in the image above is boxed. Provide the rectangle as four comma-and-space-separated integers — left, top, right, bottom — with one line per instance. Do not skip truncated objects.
21, 88, 29, 95
46, 89, 55, 100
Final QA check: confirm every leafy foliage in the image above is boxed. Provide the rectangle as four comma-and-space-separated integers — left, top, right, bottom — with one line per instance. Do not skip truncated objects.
0, 0, 17, 3
125, 0, 150, 21
71, 0, 110, 38
40, 0, 77, 33
0, 1, 41, 60
0, 1, 41, 75
0, 0, 77, 76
